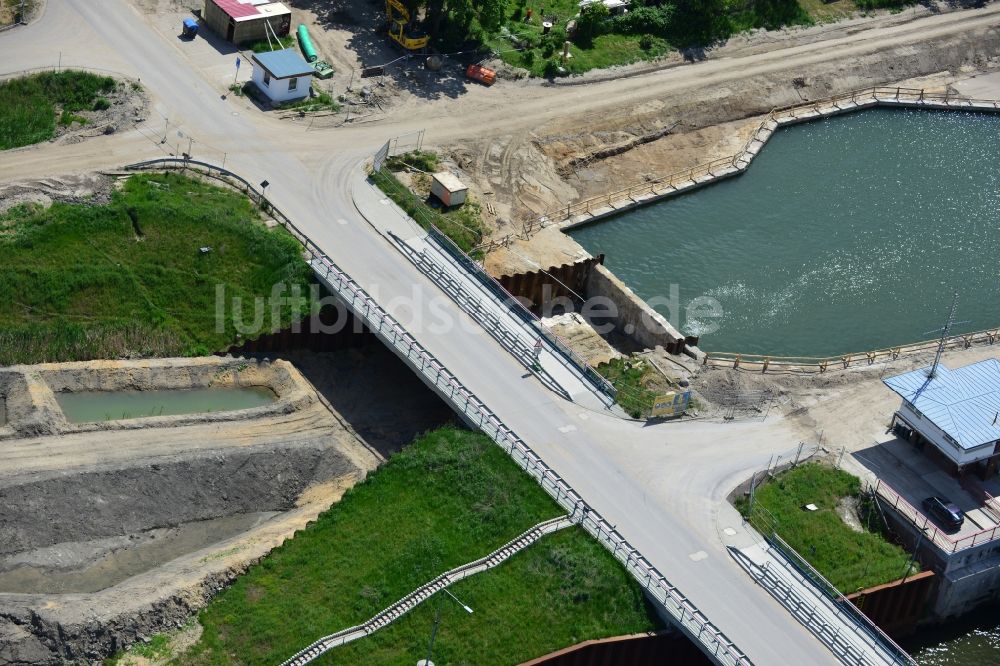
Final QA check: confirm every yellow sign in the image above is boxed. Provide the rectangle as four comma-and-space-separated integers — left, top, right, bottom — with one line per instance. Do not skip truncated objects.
651, 390, 691, 418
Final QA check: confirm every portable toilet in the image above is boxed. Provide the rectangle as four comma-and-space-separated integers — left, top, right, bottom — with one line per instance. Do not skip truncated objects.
430, 172, 468, 207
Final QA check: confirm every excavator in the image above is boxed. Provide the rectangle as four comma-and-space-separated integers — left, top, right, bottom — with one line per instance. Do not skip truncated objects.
385, 0, 428, 51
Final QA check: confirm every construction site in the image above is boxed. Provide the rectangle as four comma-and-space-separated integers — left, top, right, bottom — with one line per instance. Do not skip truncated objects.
5, 0, 1000, 664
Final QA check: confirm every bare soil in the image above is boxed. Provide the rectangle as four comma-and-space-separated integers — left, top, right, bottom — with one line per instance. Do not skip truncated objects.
0, 349, 454, 665
0, 172, 114, 214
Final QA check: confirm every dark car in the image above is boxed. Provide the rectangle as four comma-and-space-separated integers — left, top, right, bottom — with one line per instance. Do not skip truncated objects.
922, 496, 965, 532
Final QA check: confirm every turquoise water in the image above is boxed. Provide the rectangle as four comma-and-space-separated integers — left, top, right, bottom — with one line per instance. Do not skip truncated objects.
55, 386, 276, 423
569, 109, 1000, 357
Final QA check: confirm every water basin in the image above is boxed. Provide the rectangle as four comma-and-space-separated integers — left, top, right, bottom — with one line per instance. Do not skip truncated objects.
569, 109, 1000, 357
55, 386, 277, 423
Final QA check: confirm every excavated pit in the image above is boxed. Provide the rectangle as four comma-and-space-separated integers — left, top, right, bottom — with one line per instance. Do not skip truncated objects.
0, 356, 390, 664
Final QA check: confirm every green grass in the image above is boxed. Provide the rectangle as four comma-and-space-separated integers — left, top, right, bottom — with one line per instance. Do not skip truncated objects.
490, 0, 821, 77
0, 172, 312, 365
277, 90, 341, 113
596, 357, 670, 419
0, 70, 118, 149
371, 166, 484, 255
177, 427, 661, 664
249, 35, 295, 53
385, 149, 440, 173
738, 464, 916, 593
328, 528, 659, 665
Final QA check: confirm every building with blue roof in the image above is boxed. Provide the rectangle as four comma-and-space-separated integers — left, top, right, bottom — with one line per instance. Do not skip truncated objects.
250, 48, 313, 103
885, 358, 1000, 478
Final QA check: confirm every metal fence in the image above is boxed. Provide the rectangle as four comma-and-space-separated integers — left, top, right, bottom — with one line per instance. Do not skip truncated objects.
873, 479, 1000, 554
123, 157, 751, 666
478, 86, 1000, 254
745, 503, 915, 666
426, 225, 618, 402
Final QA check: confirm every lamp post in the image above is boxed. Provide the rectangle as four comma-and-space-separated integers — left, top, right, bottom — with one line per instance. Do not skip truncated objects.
417, 589, 473, 666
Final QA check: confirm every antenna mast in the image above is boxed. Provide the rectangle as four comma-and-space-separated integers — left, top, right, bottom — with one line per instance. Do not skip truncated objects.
928, 292, 959, 379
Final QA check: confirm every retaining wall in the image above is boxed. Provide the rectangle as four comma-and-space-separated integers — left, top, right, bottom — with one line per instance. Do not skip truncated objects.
880, 504, 1000, 620
846, 571, 936, 639
498, 255, 603, 315
585, 264, 691, 356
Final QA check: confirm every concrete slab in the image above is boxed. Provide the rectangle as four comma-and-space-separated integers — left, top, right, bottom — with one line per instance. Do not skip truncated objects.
954, 72, 1000, 99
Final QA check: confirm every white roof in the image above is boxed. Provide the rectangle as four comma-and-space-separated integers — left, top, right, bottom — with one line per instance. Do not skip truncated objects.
884, 358, 1000, 451
432, 172, 467, 192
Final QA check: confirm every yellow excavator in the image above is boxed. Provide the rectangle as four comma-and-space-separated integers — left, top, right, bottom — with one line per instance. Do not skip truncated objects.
386, 0, 428, 51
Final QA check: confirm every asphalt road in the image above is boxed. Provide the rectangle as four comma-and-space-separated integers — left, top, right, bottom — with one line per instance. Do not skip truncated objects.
5, 1, 987, 662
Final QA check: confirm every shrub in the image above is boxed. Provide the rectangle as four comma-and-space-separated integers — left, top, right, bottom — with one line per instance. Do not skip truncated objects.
612, 5, 675, 35
92, 97, 110, 111
575, 2, 610, 46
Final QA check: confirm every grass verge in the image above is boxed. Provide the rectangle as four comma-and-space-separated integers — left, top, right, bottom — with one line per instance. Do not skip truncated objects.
0, 172, 312, 364
371, 157, 485, 256
176, 427, 661, 664
0, 70, 118, 149
596, 357, 671, 419
277, 89, 341, 113
737, 463, 916, 593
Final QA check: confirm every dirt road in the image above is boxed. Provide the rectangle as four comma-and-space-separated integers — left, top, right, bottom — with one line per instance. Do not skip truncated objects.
3, 3, 1000, 186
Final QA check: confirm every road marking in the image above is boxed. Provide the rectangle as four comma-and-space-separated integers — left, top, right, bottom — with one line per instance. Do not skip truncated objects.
689, 550, 708, 562
380, 198, 390, 205
336, 218, 348, 225
577, 412, 589, 420
557, 424, 577, 433
723, 527, 738, 537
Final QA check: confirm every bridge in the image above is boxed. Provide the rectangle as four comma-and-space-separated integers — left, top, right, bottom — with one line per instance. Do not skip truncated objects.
0, 2, 947, 663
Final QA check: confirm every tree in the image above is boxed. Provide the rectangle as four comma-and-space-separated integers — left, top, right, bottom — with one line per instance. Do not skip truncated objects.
417, 0, 509, 40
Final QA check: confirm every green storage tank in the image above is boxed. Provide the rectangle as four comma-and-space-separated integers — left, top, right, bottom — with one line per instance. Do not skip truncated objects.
297, 24, 318, 63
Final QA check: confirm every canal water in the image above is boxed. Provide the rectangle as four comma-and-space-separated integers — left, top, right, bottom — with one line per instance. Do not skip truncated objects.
569, 109, 1000, 357
55, 386, 276, 423
906, 603, 1000, 665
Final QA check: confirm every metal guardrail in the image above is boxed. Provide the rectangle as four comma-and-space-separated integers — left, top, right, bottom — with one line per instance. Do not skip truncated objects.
388, 232, 572, 400
479, 86, 1000, 254
427, 225, 618, 403
281, 515, 574, 665
704, 326, 1000, 374
122, 158, 752, 666
873, 479, 1000, 553
766, 533, 915, 666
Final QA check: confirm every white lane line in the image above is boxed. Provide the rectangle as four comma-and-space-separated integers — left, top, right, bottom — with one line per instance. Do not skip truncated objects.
689, 550, 708, 562
558, 424, 577, 433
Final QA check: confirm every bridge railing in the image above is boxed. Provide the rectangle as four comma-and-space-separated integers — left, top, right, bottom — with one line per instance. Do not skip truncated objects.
123, 157, 751, 666
312, 252, 750, 666
426, 225, 617, 402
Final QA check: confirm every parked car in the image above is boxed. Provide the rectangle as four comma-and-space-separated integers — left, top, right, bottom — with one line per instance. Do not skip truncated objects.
922, 496, 965, 531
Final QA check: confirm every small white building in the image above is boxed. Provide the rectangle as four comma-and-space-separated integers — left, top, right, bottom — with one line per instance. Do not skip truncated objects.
430, 172, 468, 207
250, 48, 313, 104
885, 359, 1000, 479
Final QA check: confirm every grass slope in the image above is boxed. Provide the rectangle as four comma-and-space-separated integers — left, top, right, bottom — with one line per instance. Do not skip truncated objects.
0, 172, 311, 364
740, 464, 915, 593
179, 427, 660, 665
328, 528, 659, 665
0, 70, 117, 149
